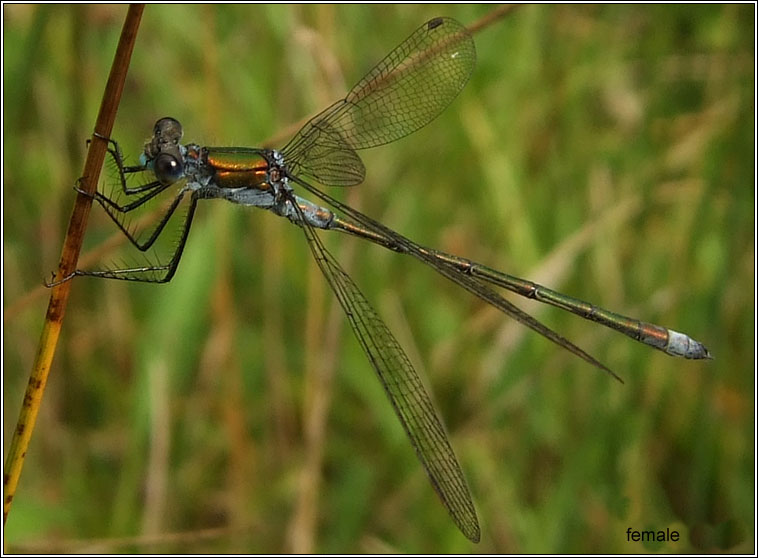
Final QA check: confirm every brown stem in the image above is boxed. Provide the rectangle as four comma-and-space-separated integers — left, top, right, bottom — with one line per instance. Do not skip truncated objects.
3, 4, 145, 526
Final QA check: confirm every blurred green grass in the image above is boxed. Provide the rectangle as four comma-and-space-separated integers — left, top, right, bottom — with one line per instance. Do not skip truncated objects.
2, 4, 753, 553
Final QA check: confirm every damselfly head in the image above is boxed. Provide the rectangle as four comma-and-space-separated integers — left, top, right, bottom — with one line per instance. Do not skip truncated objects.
153, 117, 183, 142
144, 117, 184, 162
136, 117, 186, 184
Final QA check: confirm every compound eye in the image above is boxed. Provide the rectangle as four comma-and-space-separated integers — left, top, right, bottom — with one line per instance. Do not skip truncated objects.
154, 117, 183, 142
154, 152, 183, 185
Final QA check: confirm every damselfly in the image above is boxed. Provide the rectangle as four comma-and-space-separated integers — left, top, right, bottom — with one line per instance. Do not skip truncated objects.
50, 17, 710, 542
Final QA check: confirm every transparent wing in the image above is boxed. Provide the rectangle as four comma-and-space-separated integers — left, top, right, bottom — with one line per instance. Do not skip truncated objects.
281, 17, 475, 186
291, 174, 626, 383
296, 199, 480, 542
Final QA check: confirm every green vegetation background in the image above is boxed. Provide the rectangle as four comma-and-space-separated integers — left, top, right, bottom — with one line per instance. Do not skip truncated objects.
3, 4, 753, 553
